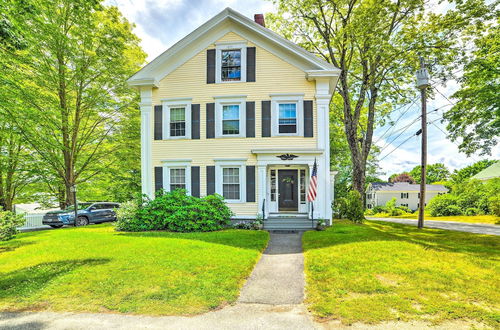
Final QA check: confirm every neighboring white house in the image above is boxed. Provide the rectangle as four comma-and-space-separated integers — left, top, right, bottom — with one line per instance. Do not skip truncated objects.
365, 182, 448, 211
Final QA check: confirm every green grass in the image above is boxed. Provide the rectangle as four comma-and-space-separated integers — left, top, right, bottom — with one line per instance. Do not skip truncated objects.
370, 213, 500, 225
303, 220, 500, 326
0, 224, 268, 315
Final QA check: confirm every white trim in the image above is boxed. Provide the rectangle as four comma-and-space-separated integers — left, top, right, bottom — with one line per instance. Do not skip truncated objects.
161, 160, 192, 195
215, 97, 246, 138
252, 148, 324, 155
140, 87, 153, 198
214, 159, 246, 203
162, 99, 192, 140
215, 42, 247, 84
270, 95, 304, 137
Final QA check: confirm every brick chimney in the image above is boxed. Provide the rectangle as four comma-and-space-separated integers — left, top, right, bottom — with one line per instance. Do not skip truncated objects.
254, 14, 265, 27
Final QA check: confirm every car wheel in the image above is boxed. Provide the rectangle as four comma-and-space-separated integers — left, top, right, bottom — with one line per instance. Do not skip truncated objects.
49, 225, 63, 228
76, 216, 89, 226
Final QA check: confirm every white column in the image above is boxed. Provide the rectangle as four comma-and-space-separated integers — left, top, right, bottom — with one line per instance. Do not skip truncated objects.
257, 165, 267, 217
140, 87, 154, 198
315, 78, 332, 221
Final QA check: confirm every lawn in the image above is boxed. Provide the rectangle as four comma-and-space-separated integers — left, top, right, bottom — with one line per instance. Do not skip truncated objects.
303, 220, 500, 327
370, 213, 500, 225
0, 224, 268, 315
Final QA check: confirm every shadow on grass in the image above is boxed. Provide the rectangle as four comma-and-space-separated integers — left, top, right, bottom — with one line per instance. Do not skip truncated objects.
305, 220, 500, 259
0, 259, 110, 301
0, 241, 35, 254
115, 230, 268, 252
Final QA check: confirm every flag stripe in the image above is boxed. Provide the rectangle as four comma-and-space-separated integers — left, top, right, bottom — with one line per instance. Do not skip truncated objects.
307, 160, 318, 202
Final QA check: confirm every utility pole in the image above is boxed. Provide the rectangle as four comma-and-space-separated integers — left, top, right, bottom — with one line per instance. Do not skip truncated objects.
416, 57, 429, 229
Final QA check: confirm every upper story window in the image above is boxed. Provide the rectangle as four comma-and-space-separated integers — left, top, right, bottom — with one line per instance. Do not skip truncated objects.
221, 50, 241, 81
270, 94, 304, 136
169, 107, 186, 137
214, 96, 246, 138
222, 105, 240, 135
401, 192, 409, 199
169, 168, 186, 191
215, 42, 247, 83
278, 103, 297, 134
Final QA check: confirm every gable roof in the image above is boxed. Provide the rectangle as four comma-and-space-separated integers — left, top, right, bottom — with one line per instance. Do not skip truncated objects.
471, 161, 500, 181
368, 182, 448, 192
127, 7, 340, 88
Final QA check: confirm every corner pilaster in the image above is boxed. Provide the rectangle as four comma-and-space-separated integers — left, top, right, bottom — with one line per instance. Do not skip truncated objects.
140, 87, 154, 198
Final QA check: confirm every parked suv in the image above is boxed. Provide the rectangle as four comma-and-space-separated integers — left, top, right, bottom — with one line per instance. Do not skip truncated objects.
42, 202, 120, 228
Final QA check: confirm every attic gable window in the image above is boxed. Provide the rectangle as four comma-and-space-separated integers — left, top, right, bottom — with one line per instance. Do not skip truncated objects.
221, 50, 241, 81
215, 42, 247, 83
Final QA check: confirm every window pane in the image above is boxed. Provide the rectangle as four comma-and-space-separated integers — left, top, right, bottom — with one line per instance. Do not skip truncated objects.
278, 103, 297, 133
270, 170, 276, 202
222, 105, 239, 134
170, 107, 185, 137
169, 168, 185, 191
222, 167, 240, 200
221, 49, 241, 81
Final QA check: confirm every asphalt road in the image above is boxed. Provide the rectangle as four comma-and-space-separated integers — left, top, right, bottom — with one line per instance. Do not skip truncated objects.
368, 217, 500, 236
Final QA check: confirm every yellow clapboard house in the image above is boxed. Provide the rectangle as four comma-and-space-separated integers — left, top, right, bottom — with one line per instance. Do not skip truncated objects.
128, 8, 340, 229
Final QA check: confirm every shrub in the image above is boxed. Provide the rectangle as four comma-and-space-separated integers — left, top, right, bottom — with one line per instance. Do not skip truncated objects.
364, 209, 375, 216
345, 190, 365, 223
428, 194, 460, 216
116, 190, 233, 232
389, 208, 405, 216
397, 205, 412, 214
465, 207, 480, 216
0, 208, 25, 241
372, 206, 386, 214
232, 221, 253, 229
488, 195, 500, 217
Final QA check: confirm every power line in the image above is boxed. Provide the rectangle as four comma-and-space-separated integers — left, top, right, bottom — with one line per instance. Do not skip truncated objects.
378, 133, 418, 162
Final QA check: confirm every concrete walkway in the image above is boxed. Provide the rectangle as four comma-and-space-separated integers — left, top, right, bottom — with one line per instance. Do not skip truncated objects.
368, 217, 500, 235
238, 231, 305, 305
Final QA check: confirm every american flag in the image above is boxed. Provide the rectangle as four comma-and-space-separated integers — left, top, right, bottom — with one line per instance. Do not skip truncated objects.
307, 159, 318, 202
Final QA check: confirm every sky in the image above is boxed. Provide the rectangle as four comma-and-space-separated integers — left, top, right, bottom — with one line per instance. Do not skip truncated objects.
109, 0, 499, 180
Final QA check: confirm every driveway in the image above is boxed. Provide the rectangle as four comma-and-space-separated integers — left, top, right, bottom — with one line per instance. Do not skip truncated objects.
368, 217, 500, 235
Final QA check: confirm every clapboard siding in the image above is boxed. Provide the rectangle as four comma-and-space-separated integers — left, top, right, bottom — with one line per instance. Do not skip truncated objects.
149, 32, 319, 216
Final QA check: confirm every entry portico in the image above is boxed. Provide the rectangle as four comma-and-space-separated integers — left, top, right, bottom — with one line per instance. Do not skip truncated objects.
253, 149, 331, 221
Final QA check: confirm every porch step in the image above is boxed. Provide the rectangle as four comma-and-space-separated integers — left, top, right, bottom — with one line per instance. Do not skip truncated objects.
264, 218, 317, 230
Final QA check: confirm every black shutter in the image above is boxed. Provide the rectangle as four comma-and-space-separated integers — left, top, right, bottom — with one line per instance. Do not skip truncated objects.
154, 105, 162, 140
154, 167, 163, 193
246, 101, 255, 138
246, 47, 256, 82
304, 100, 313, 137
246, 166, 256, 202
191, 104, 200, 139
207, 49, 216, 84
261, 100, 271, 137
206, 103, 215, 138
206, 166, 215, 195
191, 166, 200, 197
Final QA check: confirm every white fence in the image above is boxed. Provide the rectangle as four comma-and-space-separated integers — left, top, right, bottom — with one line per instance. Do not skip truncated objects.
18, 213, 47, 230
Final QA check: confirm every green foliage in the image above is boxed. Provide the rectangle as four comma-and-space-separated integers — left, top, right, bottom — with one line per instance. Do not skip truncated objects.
389, 172, 415, 183
0, 208, 25, 241
450, 159, 497, 184
340, 191, 365, 223
428, 178, 500, 216
116, 190, 233, 232
444, 24, 500, 156
409, 163, 450, 184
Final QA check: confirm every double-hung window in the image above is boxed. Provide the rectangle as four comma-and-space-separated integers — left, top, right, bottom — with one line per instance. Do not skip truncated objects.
162, 98, 192, 139
222, 167, 240, 200
169, 107, 185, 137
270, 94, 304, 136
221, 50, 241, 81
401, 192, 409, 199
169, 168, 186, 191
215, 42, 247, 83
278, 103, 297, 133
222, 105, 240, 135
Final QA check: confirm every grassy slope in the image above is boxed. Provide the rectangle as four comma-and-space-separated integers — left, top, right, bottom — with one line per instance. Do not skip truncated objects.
370, 213, 500, 225
303, 220, 500, 326
0, 224, 268, 315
